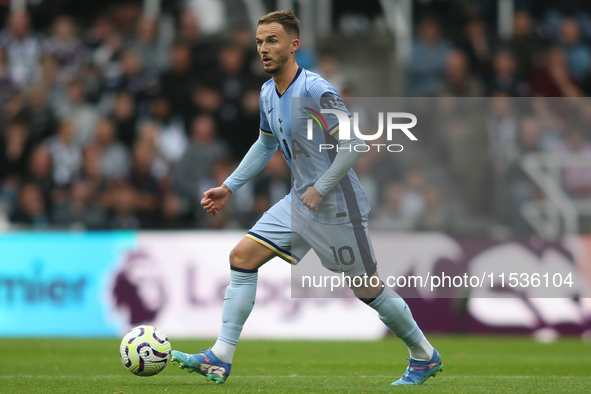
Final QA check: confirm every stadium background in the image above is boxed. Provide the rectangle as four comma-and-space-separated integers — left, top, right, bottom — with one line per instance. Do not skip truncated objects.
1, 0, 591, 344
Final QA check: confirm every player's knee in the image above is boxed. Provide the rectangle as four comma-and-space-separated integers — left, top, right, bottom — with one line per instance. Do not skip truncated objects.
229, 246, 247, 268
229, 245, 259, 270
350, 274, 383, 301
352, 287, 379, 301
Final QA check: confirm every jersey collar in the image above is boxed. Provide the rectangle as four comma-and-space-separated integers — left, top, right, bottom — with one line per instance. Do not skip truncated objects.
275, 66, 303, 98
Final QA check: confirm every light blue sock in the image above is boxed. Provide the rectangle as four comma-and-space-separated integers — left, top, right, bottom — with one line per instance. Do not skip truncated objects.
368, 286, 424, 349
212, 267, 257, 363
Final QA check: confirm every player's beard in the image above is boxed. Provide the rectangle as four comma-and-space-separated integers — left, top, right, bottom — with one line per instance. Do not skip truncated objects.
264, 52, 289, 75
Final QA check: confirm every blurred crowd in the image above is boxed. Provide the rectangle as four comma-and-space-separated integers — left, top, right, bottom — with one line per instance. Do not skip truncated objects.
1, 1, 591, 235
343, 4, 591, 236
0, 4, 272, 230
368, 5, 591, 236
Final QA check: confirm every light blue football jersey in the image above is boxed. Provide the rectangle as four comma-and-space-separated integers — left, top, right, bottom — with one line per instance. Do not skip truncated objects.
259, 67, 370, 224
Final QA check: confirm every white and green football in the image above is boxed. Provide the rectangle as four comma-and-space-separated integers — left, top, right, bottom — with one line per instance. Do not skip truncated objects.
119, 325, 171, 376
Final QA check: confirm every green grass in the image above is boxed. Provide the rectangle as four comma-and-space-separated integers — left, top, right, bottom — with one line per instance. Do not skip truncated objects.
1, 336, 590, 393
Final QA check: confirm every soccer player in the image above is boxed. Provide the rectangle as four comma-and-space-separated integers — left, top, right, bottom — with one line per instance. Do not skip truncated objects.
171, 10, 442, 386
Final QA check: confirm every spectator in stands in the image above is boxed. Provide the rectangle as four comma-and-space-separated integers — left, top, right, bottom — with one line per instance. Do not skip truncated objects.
219, 44, 251, 84
85, 16, 123, 72
353, 152, 379, 210
506, 10, 545, 77
159, 42, 196, 122
485, 93, 520, 221
554, 125, 591, 198
1, 90, 26, 131
127, 139, 161, 225
527, 97, 565, 151
51, 179, 108, 229
253, 150, 291, 207
486, 93, 520, 168
26, 145, 55, 211
372, 183, 414, 231
178, 9, 217, 76
88, 118, 131, 181
232, 25, 260, 77
44, 16, 87, 83
517, 116, 543, 158
578, 60, 591, 96
432, 98, 467, 172
104, 48, 158, 119
81, 61, 104, 105
77, 142, 107, 199
233, 86, 262, 159
439, 49, 483, 97
128, 16, 168, 72
456, 17, 494, 79
108, 2, 141, 39
0, 10, 43, 86
577, 100, 591, 139
53, 79, 99, 147
530, 47, 584, 97
216, 45, 252, 157
368, 134, 404, 195
0, 47, 16, 107
26, 145, 53, 204
406, 17, 452, 96
417, 186, 449, 232
507, 116, 543, 235
10, 182, 49, 227
375, 168, 430, 231
134, 121, 168, 180
401, 168, 428, 225
110, 90, 137, 149
44, 120, 82, 187
558, 17, 591, 82
159, 191, 193, 229
437, 111, 481, 208
173, 114, 230, 206
39, 55, 67, 108
0, 120, 33, 187
190, 83, 223, 120
107, 180, 141, 229
315, 53, 347, 93
149, 96, 188, 170
25, 83, 58, 145
486, 50, 530, 96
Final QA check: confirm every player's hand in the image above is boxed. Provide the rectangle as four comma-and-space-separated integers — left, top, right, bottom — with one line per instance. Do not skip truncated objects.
201, 184, 232, 216
300, 186, 324, 212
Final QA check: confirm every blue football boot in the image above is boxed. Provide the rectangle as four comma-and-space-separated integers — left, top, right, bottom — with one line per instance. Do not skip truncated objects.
391, 349, 443, 385
171, 349, 231, 384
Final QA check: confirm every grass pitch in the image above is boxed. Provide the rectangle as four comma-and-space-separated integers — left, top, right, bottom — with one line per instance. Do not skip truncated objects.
1, 335, 590, 393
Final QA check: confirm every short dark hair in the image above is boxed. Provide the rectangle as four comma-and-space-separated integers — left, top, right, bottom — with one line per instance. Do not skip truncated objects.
257, 10, 300, 38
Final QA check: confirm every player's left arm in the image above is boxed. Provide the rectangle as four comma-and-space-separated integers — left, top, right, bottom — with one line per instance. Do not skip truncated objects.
301, 92, 366, 212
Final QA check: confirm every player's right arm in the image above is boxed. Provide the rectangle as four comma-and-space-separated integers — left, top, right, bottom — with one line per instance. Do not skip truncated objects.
201, 131, 278, 215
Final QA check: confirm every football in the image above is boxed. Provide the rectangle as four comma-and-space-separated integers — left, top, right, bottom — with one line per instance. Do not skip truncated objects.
119, 325, 171, 376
